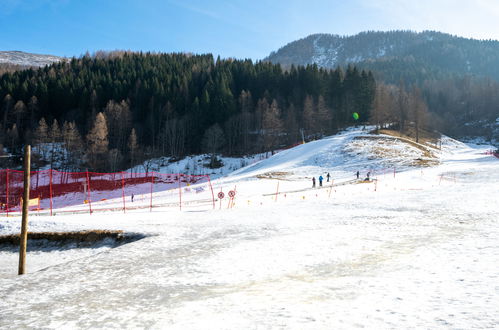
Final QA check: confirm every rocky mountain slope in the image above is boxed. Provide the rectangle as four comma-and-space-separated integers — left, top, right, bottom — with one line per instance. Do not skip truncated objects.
0, 51, 63, 67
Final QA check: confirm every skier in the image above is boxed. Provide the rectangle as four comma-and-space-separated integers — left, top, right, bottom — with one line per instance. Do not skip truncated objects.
312, 177, 316, 188
326, 173, 330, 182
366, 171, 371, 181
131, 193, 134, 202
356, 171, 360, 179
319, 175, 323, 187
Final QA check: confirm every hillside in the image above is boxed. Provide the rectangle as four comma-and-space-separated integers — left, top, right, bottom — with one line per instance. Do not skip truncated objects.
0, 53, 375, 172
265, 31, 499, 84
0, 51, 63, 67
1, 127, 498, 328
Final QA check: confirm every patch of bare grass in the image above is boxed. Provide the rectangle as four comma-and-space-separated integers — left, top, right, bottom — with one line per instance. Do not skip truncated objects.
0, 230, 128, 246
256, 171, 293, 180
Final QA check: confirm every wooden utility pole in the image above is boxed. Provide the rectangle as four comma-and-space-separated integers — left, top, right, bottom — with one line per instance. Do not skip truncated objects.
18, 145, 31, 275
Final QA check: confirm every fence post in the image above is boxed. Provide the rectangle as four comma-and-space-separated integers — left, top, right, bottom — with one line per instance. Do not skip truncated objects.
227, 185, 236, 209
121, 171, 126, 213
206, 175, 215, 210
49, 169, 53, 216
5, 169, 9, 217
178, 174, 182, 211
328, 179, 334, 198
149, 172, 154, 212
19, 145, 31, 275
275, 181, 279, 202
86, 171, 92, 214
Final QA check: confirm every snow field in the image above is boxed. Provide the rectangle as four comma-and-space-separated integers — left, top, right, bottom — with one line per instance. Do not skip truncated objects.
0, 128, 498, 328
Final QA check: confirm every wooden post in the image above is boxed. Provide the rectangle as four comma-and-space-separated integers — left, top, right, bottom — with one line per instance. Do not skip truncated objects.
19, 145, 31, 275
49, 169, 53, 216
178, 174, 182, 211
150, 173, 154, 212
121, 171, 126, 213
85, 171, 92, 214
206, 175, 215, 210
6, 169, 9, 217
275, 181, 279, 202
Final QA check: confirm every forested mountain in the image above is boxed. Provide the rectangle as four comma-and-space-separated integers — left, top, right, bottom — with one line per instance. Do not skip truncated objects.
265, 30, 499, 84
0, 52, 376, 171
267, 31, 499, 142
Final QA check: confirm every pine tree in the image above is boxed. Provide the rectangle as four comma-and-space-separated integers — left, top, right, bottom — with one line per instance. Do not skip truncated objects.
202, 123, 225, 168
28, 96, 38, 128
2, 94, 13, 132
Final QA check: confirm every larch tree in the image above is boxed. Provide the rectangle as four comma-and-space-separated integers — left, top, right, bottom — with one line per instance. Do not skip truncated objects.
408, 87, 429, 143
62, 121, 83, 170
262, 99, 283, 153
33, 117, 49, 160
128, 128, 138, 171
317, 95, 332, 136
302, 95, 317, 138
13, 100, 26, 133
86, 112, 109, 170
49, 119, 62, 169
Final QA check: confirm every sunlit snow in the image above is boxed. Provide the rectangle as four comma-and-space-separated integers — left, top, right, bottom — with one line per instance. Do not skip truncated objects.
1, 127, 498, 329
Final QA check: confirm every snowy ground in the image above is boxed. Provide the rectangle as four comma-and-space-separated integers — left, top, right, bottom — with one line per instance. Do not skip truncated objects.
1, 128, 498, 329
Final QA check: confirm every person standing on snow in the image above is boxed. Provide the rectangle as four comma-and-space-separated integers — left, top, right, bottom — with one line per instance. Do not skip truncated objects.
356, 171, 360, 179
319, 175, 323, 187
312, 177, 316, 188
366, 171, 371, 181
326, 173, 330, 182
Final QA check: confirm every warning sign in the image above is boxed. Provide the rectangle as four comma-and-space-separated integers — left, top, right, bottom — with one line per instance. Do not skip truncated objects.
218, 192, 225, 199
228, 190, 236, 198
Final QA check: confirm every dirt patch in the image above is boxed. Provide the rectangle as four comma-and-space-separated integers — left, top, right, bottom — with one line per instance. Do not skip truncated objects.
376, 129, 441, 150
0, 230, 138, 246
256, 172, 293, 180
348, 135, 440, 167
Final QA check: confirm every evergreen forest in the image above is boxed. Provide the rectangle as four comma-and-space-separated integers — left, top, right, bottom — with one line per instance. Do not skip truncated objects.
0, 52, 377, 171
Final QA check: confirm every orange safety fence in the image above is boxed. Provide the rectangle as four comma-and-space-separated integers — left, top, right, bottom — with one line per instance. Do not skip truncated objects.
0, 169, 215, 216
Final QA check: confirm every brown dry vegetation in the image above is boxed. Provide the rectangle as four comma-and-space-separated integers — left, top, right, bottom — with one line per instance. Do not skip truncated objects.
256, 172, 294, 180
350, 134, 440, 167
377, 128, 441, 150
0, 230, 125, 245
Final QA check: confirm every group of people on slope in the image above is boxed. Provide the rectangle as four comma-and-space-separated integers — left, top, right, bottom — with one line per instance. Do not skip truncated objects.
356, 170, 371, 180
312, 170, 372, 188
312, 173, 330, 188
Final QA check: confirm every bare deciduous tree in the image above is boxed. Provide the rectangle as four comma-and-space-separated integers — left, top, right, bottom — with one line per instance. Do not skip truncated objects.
86, 112, 109, 170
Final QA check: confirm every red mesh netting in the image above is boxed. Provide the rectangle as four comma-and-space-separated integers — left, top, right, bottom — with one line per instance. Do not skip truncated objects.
0, 169, 214, 215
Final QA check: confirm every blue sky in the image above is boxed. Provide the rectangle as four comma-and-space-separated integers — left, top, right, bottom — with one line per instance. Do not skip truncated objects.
2, 0, 499, 59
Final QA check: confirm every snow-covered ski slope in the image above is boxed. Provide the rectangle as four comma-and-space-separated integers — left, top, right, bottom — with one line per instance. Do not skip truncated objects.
1, 127, 498, 329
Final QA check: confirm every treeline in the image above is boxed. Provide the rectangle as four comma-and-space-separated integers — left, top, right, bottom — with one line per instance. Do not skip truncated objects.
370, 76, 499, 143
0, 52, 375, 171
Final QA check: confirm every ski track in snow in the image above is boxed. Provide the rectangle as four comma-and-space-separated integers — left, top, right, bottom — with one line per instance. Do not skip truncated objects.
0, 127, 498, 329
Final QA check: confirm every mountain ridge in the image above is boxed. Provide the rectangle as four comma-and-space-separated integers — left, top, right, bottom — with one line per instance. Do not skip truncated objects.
265, 30, 499, 83
0, 50, 63, 67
